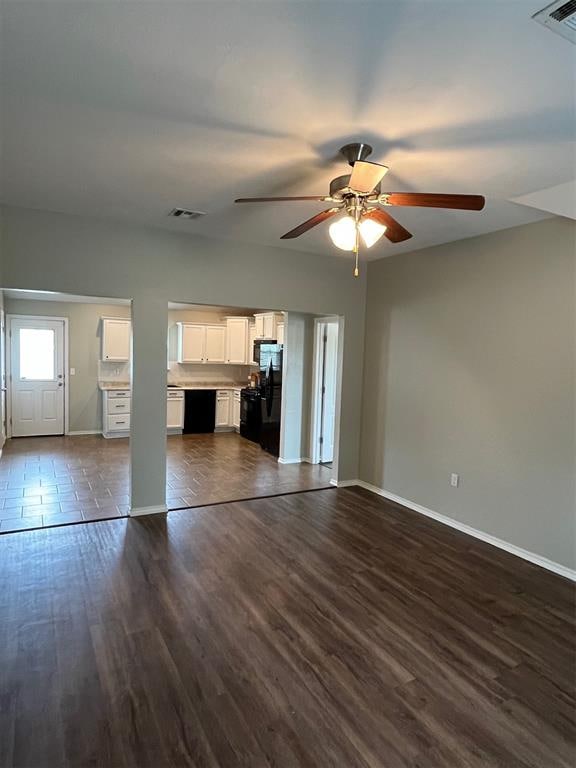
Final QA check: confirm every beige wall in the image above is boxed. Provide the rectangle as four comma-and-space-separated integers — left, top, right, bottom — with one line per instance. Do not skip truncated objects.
0, 205, 366, 509
360, 217, 576, 569
4, 298, 131, 433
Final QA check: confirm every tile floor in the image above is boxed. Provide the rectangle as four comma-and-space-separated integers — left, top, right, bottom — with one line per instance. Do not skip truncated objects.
0, 433, 333, 532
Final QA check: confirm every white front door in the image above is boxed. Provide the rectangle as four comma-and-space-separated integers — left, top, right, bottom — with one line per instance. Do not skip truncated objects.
9, 318, 65, 437
320, 321, 338, 464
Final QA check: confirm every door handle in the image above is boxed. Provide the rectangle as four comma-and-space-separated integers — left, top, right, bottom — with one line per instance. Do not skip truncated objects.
58, 382, 63, 387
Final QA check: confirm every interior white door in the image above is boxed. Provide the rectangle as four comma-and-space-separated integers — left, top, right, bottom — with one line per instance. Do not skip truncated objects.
320, 322, 338, 463
0, 308, 6, 445
9, 318, 65, 437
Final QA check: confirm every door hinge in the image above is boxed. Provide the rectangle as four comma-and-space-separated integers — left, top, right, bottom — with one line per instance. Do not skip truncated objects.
319, 436, 323, 445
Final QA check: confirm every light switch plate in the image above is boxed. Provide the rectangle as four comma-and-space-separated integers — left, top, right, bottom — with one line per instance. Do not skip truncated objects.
450, 473, 459, 488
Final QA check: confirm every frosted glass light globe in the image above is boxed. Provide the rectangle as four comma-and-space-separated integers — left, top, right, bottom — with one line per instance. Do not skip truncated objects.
328, 215, 356, 251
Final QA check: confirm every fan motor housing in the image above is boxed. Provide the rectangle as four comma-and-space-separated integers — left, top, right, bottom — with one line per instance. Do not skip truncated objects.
329, 174, 381, 198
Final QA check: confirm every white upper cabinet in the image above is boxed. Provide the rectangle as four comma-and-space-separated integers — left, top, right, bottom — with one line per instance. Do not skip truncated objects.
226, 318, 249, 364
276, 322, 284, 345
177, 323, 227, 364
254, 314, 265, 339
205, 325, 226, 363
253, 312, 284, 341
248, 322, 257, 365
177, 323, 205, 363
101, 318, 131, 362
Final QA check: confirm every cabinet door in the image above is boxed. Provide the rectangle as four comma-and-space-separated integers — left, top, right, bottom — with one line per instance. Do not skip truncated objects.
254, 315, 265, 339
215, 392, 231, 427
102, 319, 131, 362
263, 314, 274, 339
167, 398, 184, 429
232, 395, 241, 429
179, 324, 205, 363
226, 319, 248, 364
276, 323, 284, 345
205, 325, 226, 363
248, 323, 257, 364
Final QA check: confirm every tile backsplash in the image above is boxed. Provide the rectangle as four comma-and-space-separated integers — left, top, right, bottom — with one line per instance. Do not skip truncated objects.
168, 362, 252, 385
98, 361, 254, 386
98, 361, 130, 383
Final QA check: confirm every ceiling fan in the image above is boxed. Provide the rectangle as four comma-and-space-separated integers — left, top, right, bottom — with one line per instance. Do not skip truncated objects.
235, 142, 485, 276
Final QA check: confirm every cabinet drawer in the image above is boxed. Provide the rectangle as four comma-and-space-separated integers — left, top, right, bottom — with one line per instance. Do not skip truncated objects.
216, 390, 231, 398
107, 398, 131, 414
107, 389, 130, 398
107, 414, 130, 432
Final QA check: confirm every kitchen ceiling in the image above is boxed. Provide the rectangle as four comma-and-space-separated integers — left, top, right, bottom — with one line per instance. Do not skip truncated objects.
0, 1, 574, 259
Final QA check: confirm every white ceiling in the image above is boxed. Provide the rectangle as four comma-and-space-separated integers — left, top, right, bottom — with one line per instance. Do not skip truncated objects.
1, 1, 574, 260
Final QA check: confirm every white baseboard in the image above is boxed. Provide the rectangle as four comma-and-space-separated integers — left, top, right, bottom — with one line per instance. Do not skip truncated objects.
331, 478, 360, 487
67, 430, 101, 436
347, 481, 575, 582
278, 457, 302, 465
129, 504, 168, 517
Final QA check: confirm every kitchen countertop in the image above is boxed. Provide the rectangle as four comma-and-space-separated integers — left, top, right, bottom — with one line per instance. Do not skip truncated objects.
99, 382, 131, 391
168, 382, 246, 391
99, 382, 248, 391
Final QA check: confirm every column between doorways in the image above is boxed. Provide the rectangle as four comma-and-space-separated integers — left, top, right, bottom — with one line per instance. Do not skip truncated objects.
129, 297, 168, 515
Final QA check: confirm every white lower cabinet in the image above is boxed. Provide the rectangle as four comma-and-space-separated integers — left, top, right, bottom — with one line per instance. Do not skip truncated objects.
232, 390, 241, 430
215, 390, 231, 429
167, 390, 184, 433
102, 389, 131, 438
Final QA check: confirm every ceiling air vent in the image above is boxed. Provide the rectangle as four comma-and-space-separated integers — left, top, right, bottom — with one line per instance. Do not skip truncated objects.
168, 207, 207, 220
533, 0, 576, 43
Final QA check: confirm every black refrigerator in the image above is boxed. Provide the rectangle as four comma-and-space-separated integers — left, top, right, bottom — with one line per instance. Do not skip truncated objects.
259, 343, 283, 457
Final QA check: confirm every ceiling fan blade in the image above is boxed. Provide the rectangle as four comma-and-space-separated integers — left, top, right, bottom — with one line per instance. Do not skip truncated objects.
364, 208, 413, 243
235, 196, 327, 203
386, 193, 485, 210
280, 207, 341, 239
348, 161, 389, 194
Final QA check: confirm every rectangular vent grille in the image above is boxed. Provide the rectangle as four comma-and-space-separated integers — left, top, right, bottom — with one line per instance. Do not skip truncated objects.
168, 207, 207, 220
533, 0, 576, 42
550, 0, 576, 21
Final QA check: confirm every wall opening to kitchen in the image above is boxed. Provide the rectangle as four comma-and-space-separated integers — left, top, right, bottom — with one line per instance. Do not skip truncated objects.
164, 301, 336, 512
0, 288, 132, 533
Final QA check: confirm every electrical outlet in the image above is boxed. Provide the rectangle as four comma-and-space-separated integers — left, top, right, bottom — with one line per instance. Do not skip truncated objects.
70, 367, 76, 376
450, 473, 459, 488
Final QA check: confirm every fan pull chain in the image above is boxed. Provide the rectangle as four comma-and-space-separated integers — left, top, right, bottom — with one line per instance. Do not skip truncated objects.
354, 224, 360, 277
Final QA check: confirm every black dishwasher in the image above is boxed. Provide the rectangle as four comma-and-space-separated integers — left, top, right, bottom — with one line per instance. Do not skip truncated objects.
183, 390, 216, 433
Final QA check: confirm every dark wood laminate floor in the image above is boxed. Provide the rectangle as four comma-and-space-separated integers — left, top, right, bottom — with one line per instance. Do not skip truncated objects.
0, 433, 332, 532
0, 486, 574, 768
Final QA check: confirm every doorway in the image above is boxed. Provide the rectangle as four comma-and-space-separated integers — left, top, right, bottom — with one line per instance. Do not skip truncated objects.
311, 317, 340, 466
7, 316, 68, 437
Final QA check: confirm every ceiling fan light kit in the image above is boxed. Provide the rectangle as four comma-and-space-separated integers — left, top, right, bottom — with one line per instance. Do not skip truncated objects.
235, 142, 486, 277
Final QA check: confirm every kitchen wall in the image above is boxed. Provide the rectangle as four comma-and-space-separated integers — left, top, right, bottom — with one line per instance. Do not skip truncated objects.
360, 217, 575, 570
280, 312, 315, 462
167, 307, 255, 387
0, 205, 366, 510
3, 297, 131, 433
